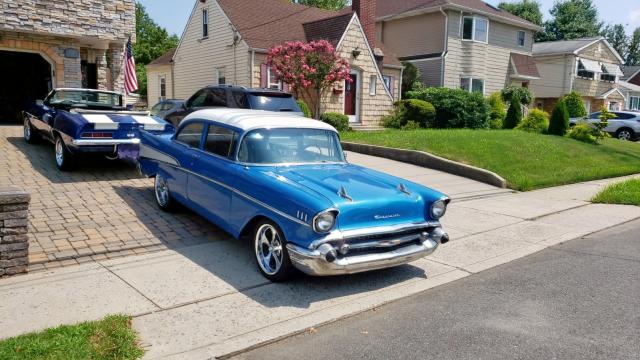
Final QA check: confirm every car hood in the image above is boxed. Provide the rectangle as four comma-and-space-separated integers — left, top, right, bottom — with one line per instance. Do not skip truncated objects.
274, 163, 445, 229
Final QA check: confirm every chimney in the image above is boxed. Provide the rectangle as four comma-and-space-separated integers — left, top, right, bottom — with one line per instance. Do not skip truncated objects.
352, 0, 376, 50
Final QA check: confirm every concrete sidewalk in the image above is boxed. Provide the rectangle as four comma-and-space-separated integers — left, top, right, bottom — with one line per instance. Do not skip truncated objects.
1, 154, 639, 359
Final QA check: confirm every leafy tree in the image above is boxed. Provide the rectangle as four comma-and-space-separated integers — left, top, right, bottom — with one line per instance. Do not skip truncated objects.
627, 28, 640, 66
563, 91, 587, 118
601, 24, 628, 60
267, 40, 352, 118
498, 0, 546, 41
401, 61, 423, 98
501, 85, 533, 105
548, 99, 570, 135
134, 3, 179, 97
595, 107, 616, 143
291, 0, 347, 10
488, 92, 506, 129
503, 96, 523, 129
543, 0, 601, 41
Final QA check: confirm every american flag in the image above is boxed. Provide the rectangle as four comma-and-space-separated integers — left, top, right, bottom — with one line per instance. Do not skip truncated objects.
124, 37, 138, 94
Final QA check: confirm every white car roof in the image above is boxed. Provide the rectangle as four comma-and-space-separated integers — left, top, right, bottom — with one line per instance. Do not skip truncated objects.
184, 108, 338, 132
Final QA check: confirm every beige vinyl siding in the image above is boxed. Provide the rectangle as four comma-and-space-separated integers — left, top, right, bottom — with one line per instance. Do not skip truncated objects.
412, 59, 442, 87
146, 64, 173, 108
573, 78, 621, 98
172, 0, 250, 99
529, 55, 575, 98
443, 10, 533, 95
377, 12, 446, 57
578, 42, 620, 63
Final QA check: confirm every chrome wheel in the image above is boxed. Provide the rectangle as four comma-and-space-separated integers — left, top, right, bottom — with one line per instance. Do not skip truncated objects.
255, 224, 284, 276
55, 137, 64, 167
617, 129, 633, 141
23, 117, 31, 141
154, 175, 170, 208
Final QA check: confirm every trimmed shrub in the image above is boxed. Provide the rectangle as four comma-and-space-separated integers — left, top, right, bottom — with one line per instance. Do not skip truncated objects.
503, 96, 523, 129
297, 100, 312, 118
488, 92, 506, 129
320, 112, 349, 132
563, 91, 587, 118
382, 112, 402, 129
402, 120, 421, 130
501, 85, 533, 105
548, 99, 570, 136
397, 99, 436, 128
401, 61, 423, 97
516, 109, 549, 133
567, 123, 596, 144
405, 87, 490, 129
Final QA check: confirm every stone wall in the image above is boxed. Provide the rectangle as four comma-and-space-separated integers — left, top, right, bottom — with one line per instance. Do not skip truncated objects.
0, 187, 30, 277
0, 0, 135, 42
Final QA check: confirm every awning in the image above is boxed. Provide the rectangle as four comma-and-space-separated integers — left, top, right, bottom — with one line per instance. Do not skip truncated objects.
602, 63, 624, 77
579, 58, 601, 73
510, 53, 540, 79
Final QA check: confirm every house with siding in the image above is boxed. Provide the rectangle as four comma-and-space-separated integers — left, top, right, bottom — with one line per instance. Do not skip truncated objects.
374, 0, 541, 95
0, 0, 135, 122
148, 0, 402, 127
620, 66, 640, 111
530, 37, 626, 113
146, 48, 176, 103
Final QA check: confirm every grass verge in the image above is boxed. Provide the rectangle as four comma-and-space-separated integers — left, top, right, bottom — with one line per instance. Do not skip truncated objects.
0, 315, 143, 360
592, 179, 640, 206
341, 129, 640, 191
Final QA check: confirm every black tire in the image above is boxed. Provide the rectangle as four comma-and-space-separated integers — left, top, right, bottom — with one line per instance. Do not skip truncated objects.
23, 113, 40, 144
615, 128, 635, 141
253, 219, 295, 282
54, 135, 74, 171
154, 174, 174, 211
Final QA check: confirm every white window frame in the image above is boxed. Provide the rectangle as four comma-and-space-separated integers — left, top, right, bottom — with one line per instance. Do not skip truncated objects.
462, 16, 489, 43
266, 67, 282, 90
216, 67, 226, 85
369, 75, 377, 96
202, 9, 209, 38
460, 76, 485, 95
517, 30, 525, 47
159, 75, 166, 100
629, 96, 640, 110
382, 75, 392, 92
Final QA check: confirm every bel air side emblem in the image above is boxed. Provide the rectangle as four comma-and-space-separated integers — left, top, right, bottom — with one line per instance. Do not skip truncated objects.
374, 213, 401, 220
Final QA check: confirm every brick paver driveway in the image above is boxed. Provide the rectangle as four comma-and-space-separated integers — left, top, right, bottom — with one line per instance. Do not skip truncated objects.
0, 125, 228, 271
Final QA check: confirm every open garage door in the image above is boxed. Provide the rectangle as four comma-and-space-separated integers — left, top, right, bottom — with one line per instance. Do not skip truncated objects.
0, 50, 53, 123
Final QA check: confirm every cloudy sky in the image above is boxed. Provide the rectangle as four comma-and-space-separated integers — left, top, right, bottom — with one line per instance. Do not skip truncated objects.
138, 0, 640, 37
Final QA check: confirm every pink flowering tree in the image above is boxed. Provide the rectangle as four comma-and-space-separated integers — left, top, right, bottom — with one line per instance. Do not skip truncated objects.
267, 40, 352, 119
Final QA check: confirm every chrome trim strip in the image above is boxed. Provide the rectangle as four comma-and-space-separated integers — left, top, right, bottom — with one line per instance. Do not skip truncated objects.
347, 233, 422, 250
139, 144, 179, 166
71, 139, 140, 146
165, 164, 311, 228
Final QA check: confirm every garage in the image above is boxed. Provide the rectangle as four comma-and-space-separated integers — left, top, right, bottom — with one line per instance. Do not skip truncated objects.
0, 50, 53, 123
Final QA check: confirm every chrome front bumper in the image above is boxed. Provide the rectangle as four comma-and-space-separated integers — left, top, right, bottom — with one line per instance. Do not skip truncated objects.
287, 224, 448, 276
71, 139, 141, 146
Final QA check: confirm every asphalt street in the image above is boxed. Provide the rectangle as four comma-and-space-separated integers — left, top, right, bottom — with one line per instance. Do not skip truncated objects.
236, 219, 640, 360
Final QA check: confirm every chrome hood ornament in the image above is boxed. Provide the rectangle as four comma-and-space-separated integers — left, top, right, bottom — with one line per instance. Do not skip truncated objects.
338, 186, 353, 202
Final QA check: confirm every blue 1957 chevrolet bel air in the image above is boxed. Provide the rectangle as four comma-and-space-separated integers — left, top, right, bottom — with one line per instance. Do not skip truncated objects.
138, 108, 450, 281
23, 88, 174, 170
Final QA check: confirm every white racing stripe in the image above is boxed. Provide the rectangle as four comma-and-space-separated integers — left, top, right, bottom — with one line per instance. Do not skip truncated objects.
83, 114, 119, 130
132, 115, 166, 131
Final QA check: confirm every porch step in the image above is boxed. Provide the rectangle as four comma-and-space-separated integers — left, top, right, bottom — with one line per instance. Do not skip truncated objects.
350, 125, 385, 131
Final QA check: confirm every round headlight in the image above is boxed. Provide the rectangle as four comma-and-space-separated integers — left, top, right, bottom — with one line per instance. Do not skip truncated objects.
430, 200, 447, 219
313, 211, 336, 233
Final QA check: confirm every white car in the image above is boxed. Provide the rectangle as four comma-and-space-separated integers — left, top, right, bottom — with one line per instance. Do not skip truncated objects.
570, 110, 640, 141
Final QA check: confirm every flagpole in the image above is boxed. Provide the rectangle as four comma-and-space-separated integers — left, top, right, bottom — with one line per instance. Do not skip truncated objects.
123, 39, 128, 106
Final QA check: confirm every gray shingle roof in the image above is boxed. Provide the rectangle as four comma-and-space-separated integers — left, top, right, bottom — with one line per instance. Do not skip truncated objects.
621, 66, 640, 80
532, 38, 601, 56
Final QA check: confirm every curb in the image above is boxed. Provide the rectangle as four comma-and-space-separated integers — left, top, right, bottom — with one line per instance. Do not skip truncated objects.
342, 142, 507, 188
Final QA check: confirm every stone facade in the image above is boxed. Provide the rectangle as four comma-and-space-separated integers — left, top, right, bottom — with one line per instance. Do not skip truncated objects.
0, 0, 135, 93
0, 187, 30, 277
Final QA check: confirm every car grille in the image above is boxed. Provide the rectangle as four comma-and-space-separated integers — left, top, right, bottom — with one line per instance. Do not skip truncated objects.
333, 227, 433, 258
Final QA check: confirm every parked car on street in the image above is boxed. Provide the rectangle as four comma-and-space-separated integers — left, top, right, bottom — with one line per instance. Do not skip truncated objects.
23, 88, 174, 170
570, 110, 640, 141
138, 109, 450, 281
150, 99, 185, 119
163, 85, 303, 127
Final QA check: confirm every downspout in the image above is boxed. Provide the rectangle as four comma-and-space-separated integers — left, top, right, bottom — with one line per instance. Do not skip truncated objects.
250, 50, 255, 88
171, 61, 175, 98
440, 7, 449, 87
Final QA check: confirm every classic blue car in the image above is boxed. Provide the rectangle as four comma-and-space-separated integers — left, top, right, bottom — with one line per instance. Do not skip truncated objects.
23, 88, 174, 170
138, 109, 450, 281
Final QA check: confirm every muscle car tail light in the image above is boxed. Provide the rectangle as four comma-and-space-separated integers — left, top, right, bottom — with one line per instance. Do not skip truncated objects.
81, 132, 113, 139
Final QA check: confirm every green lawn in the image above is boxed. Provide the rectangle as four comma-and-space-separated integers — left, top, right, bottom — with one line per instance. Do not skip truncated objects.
0, 315, 143, 360
592, 179, 640, 206
341, 129, 640, 191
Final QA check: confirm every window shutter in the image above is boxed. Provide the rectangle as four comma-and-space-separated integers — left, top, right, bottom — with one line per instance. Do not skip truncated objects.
389, 76, 395, 99
260, 64, 268, 88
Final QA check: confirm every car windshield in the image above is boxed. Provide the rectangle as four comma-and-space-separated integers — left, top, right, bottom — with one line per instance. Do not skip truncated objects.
48, 90, 122, 108
248, 93, 302, 113
238, 128, 344, 164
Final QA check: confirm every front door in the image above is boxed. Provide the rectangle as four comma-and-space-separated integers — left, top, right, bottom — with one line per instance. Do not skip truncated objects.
345, 74, 358, 123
